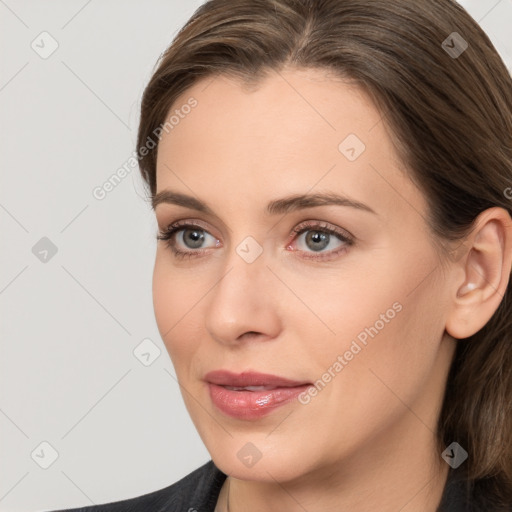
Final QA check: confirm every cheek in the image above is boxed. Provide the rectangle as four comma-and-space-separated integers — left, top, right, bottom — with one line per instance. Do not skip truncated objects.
300, 249, 445, 393
152, 255, 203, 367
332, 286, 444, 414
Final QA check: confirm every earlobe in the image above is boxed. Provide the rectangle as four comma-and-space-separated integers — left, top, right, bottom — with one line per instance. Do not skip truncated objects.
445, 208, 512, 340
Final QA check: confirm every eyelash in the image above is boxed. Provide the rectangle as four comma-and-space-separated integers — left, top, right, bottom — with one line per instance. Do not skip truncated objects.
156, 220, 355, 261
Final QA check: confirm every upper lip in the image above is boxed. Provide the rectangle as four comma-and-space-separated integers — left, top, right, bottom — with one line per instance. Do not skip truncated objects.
204, 370, 311, 388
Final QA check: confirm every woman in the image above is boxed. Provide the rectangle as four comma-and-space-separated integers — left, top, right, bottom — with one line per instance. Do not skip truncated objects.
50, 0, 512, 510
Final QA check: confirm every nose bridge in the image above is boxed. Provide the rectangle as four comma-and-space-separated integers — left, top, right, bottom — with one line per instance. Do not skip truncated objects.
219, 230, 270, 295
204, 234, 280, 343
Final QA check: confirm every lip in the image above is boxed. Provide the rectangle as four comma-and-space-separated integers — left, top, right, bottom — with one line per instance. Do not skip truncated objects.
204, 370, 312, 420
204, 370, 310, 388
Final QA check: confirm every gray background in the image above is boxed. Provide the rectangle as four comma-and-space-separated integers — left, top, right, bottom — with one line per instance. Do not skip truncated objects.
0, 1, 511, 511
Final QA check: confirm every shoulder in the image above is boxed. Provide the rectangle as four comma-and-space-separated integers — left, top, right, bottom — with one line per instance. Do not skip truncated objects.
437, 467, 512, 512
44, 460, 227, 512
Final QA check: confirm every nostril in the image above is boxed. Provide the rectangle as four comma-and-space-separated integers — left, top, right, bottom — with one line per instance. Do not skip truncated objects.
238, 331, 261, 341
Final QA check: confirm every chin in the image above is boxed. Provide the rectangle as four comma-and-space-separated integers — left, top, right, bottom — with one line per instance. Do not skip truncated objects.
204, 432, 318, 483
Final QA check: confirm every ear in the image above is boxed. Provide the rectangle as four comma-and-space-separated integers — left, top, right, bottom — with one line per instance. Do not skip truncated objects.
445, 207, 512, 340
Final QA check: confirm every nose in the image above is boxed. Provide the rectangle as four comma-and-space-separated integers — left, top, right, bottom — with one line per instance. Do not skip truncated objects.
204, 241, 282, 346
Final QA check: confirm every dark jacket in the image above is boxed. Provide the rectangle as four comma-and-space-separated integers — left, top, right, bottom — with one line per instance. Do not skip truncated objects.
46, 460, 512, 512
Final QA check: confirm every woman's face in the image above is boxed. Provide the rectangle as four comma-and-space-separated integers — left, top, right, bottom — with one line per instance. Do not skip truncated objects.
152, 67, 456, 482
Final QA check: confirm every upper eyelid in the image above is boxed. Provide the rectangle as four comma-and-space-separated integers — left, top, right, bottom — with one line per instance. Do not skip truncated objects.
155, 200, 373, 236
160, 219, 217, 236
156, 211, 233, 235
161, 220, 353, 244
293, 221, 353, 238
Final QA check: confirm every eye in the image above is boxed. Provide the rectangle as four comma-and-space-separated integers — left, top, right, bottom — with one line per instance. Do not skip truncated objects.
157, 219, 354, 261
288, 221, 354, 260
157, 220, 220, 259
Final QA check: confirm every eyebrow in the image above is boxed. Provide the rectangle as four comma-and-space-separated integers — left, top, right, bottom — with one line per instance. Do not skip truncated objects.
152, 190, 377, 216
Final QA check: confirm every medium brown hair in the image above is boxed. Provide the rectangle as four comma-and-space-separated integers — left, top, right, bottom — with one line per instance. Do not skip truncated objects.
136, 0, 512, 506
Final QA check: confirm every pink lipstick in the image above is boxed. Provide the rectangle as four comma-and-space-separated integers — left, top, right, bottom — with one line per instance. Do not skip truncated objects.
204, 370, 312, 420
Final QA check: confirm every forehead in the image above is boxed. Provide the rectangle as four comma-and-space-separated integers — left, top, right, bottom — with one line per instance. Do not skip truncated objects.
158, 67, 382, 159
154, 67, 427, 220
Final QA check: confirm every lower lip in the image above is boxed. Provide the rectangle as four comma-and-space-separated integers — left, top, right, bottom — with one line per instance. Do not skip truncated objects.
207, 383, 312, 420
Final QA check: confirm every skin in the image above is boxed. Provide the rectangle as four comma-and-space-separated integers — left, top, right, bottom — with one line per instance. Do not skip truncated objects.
151, 67, 512, 512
